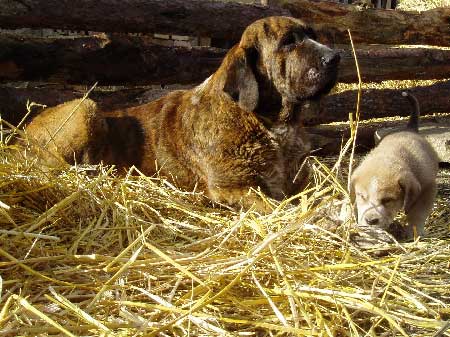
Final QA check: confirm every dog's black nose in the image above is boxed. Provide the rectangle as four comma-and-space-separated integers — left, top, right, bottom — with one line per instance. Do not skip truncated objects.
321, 52, 340, 67
365, 217, 380, 226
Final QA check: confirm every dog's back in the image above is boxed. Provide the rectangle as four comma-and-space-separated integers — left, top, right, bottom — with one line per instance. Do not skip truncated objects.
371, 131, 438, 184
364, 91, 438, 182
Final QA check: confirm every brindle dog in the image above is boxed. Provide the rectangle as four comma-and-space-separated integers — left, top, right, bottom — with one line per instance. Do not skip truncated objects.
25, 16, 340, 210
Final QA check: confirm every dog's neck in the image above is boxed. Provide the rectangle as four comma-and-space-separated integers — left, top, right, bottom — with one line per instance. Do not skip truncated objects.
254, 72, 287, 123
254, 72, 316, 128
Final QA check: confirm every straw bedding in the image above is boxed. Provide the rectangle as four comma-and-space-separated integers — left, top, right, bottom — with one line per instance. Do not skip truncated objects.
1, 2, 449, 335
0, 125, 448, 337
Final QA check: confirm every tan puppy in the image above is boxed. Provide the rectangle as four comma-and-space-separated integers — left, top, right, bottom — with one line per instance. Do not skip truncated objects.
350, 92, 439, 239
24, 16, 340, 210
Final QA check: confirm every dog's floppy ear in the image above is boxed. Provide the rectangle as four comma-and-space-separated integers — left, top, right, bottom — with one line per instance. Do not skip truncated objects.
223, 44, 259, 112
398, 173, 421, 212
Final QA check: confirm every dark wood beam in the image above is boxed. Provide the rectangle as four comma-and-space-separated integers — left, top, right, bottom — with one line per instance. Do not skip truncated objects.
1, 35, 450, 85
0, 0, 448, 46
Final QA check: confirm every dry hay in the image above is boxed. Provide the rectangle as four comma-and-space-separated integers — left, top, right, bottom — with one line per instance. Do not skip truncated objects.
397, 0, 450, 11
0, 121, 449, 337
1, 3, 449, 336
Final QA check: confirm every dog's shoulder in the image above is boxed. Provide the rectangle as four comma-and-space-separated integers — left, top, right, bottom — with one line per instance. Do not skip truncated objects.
353, 131, 413, 179
372, 131, 439, 184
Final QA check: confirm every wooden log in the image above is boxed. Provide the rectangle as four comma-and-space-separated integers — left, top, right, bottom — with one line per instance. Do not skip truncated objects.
0, 0, 448, 46
0, 35, 226, 85
338, 45, 450, 83
2, 35, 450, 85
2, 89, 449, 158
0, 0, 286, 43
5, 86, 148, 125
2, 81, 449, 128
0, 85, 176, 125
303, 80, 450, 126
306, 115, 450, 156
282, 0, 450, 46
3, 83, 449, 156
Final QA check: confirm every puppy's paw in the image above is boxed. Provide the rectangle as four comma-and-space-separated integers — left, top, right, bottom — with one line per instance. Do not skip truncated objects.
351, 226, 396, 249
387, 221, 417, 242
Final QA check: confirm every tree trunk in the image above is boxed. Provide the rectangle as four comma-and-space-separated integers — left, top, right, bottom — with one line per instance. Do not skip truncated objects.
0, 0, 448, 46
338, 45, 450, 83
0, 85, 166, 125
2, 35, 450, 85
0, 0, 286, 44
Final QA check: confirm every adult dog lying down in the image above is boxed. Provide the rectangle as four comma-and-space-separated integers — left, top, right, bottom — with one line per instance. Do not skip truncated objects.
25, 16, 340, 209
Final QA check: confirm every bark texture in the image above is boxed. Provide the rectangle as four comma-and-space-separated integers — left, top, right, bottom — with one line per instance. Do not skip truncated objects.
0, 35, 226, 85
0, 0, 448, 45
2, 35, 450, 85
2, 80, 449, 132
283, 0, 450, 46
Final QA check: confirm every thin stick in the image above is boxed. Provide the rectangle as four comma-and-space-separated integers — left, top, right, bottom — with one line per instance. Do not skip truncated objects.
0, 229, 60, 241
44, 82, 98, 149
347, 29, 363, 193
432, 321, 450, 337
12, 294, 77, 337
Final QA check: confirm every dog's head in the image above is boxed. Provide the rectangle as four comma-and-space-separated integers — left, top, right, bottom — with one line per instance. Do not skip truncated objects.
218, 16, 340, 121
350, 171, 421, 229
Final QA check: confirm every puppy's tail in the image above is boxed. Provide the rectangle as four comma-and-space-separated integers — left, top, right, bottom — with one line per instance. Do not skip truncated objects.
402, 91, 420, 132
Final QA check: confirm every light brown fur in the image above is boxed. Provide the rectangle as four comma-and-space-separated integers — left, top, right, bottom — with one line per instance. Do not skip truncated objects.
24, 98, 106, 168
351, 131, 439, 239
24, 16, 340, 210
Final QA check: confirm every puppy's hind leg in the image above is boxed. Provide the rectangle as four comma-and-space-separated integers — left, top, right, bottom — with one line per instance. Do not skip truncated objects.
405, 183, 437, 240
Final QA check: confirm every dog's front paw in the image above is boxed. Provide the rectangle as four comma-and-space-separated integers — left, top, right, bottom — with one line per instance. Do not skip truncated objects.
387, 221, 417, 242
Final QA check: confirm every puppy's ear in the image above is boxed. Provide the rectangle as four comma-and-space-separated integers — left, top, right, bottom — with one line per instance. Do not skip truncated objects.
223, 46, 259, 112
398, 173, 421, 212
